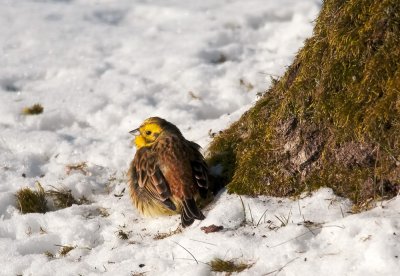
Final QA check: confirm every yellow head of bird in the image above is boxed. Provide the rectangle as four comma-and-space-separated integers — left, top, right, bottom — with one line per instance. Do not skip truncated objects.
130, 117, 165, 149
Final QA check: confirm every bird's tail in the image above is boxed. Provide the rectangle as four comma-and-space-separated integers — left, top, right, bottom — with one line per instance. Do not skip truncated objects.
181, 198, 205, 227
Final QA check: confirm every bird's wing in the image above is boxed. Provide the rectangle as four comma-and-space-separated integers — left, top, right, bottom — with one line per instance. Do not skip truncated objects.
189, 141, 209, 198
155, 136, 206, 227
130, 147, 176, 211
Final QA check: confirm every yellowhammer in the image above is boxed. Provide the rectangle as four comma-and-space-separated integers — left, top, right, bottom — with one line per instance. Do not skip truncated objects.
128, 117, 209, 227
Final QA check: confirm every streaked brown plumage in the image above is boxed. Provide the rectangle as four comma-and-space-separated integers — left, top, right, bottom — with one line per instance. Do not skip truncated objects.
128, 117, 209, 227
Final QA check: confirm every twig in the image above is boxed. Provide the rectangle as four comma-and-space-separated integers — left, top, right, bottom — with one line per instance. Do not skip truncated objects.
269, 225, 345, 248
304, 225, 317, 236
340, 205, 345, 218
172, 241, 198, 264
248, 204, 254, 224
239, 195, 246, 225
374, 145, 379, 203
173, 257, 209, 266
263, 257, 299, 275
371, 138, 399, 163
259, 71, 280, 78
297, 200, 305, 222
274, 208, 292, 227
256, 208, 269, 227
189, 239, 217, 246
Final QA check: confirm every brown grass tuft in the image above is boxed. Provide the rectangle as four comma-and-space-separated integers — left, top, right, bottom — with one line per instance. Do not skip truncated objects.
15, 182, 48, 214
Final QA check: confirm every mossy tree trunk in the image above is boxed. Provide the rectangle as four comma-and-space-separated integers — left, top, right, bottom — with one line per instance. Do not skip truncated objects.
207, 0, 400, 209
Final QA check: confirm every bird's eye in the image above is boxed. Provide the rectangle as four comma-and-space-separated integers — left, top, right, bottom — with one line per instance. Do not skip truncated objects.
145, 130, 152, 135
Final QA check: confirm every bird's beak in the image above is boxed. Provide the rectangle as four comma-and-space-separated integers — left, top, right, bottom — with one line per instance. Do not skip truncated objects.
129, 128, 140, 136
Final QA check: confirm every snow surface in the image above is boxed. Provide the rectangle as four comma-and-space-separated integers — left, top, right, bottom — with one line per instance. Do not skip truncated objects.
0, 0, 399, 275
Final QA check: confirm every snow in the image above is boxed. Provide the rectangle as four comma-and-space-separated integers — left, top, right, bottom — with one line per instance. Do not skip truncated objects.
0, 0, 399, 275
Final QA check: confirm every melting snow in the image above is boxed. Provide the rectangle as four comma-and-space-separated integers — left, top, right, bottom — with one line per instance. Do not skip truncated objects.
0, 0, 399, 275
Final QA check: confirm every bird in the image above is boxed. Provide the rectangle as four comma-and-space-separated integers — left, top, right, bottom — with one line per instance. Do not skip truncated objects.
128, 117, 209, 227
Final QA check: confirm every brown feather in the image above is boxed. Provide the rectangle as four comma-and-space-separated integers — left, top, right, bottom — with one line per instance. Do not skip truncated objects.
128, 147, 176, 215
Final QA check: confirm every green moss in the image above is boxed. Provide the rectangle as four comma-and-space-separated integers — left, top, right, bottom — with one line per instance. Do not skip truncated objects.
16, 183, 89, 214
21, 104, 44, 115
46, 187, 78, 209
44, 251, 55, 259
209, 258, 252, 273
207, 0, 400, 208
58, 245, 75, 257
116, 230, 129, 240
15, 182, 48, 214
46, 186, 89, 209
